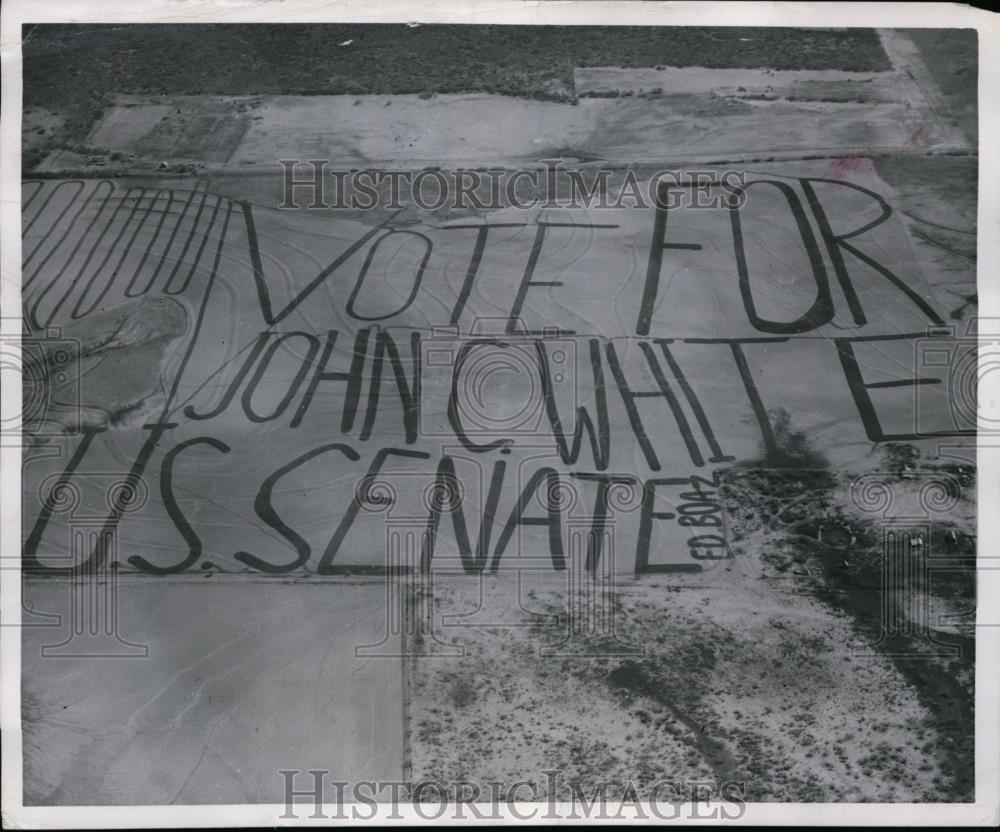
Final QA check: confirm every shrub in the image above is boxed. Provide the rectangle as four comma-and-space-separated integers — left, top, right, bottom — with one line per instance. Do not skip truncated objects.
881, 442, 921, 474
761, 407, 829, 471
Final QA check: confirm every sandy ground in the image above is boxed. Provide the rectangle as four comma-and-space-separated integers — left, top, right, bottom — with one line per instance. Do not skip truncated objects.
407, 579, 947, 802
875, 156, 977, 320
39, 87, 961, 173
21, 579, 403, 804
407, 463, 976, 802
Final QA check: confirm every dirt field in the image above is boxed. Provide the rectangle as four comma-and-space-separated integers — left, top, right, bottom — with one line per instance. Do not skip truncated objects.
21, 24, 890, 171
406, 452, 975, 803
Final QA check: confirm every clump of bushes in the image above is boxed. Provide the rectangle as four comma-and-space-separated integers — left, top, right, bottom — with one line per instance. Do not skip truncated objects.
758, 407, 830, 473
881, 442, 921, 474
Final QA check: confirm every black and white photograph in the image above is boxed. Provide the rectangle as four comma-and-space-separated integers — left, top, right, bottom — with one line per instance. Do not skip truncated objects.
1, 1, 998, 826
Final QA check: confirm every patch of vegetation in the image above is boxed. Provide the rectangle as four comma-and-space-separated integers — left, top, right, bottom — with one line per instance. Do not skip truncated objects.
761, 407, 830, 471
800, 522, 974, 800
882, 441, 922, 474
23, 24, 891, 106
906, 28, 977, 145
880, 442, 976, 487
720, 408, 835, 545
447, 675, 477, 709
720, 426, 975, 800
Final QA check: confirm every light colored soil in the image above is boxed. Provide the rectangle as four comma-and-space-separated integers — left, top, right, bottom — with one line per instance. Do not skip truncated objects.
21, 580, 404, 804
39, 76, 965, 174
407, 536, 960, 801
407, 460, 975, 802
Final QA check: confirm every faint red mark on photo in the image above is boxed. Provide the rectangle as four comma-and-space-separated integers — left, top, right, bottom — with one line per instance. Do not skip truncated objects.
825, 156, 877, 181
